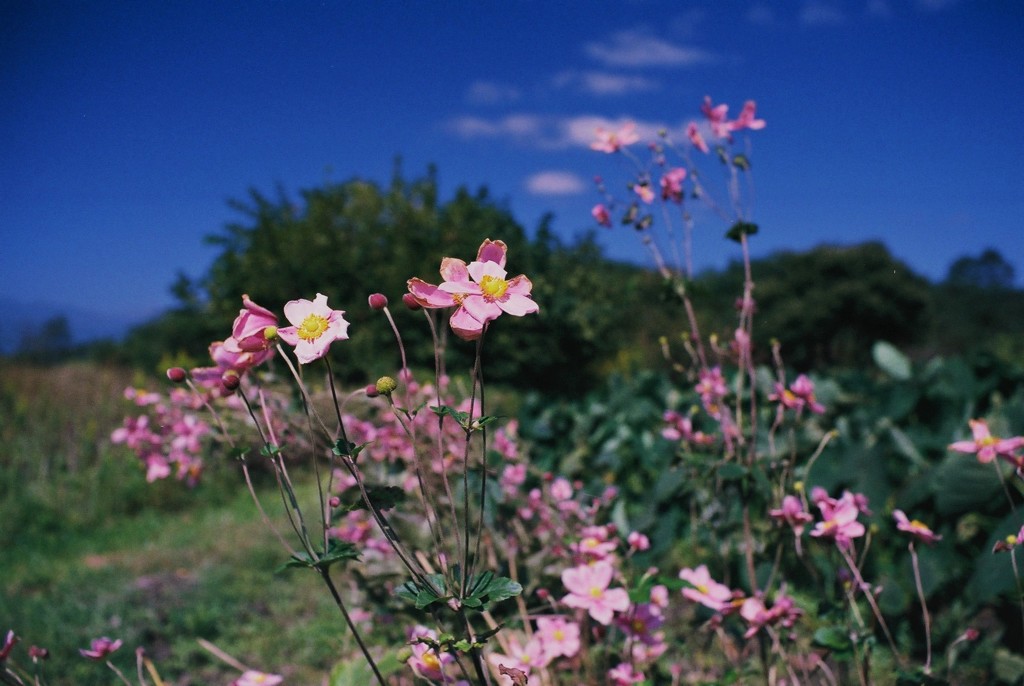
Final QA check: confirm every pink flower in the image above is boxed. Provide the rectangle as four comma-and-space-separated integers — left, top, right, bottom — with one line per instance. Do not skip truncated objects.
590, 122, 639, 153
687, 122, 709, 153
535, 616, 580, 660
811, 491, 865, 550
660, 167, 686, 203
276, 293, 350, 363
679, 565, 735, 612
407, 625, 455, 680
701, 96, 733, 139
632, 181, 654, 204
627, 531, 650, 552
949, 419, 1024, 464
740, 589, 801, 639
893, 510, 942, 545
769, 495, 814, 537
770, 374, 825, 415
616, 603, 664, 646
488, 634, 548, 684
1, 630, 17, 661
407, 239, 538, 341
561, 561, 630, 625
608, 662, 645, 685
591, 203, 612, 227
223, 295, 278, 354
730, 100, 766, 132
79, 637, 122, 661
231, 671, 284, 686
661, 410, 715, 447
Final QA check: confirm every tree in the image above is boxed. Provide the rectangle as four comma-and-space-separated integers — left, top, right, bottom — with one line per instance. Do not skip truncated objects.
122, 168, 658, 393
15, 315, 73, 364
945, 248, 1016, 290
692, 243, 934, 370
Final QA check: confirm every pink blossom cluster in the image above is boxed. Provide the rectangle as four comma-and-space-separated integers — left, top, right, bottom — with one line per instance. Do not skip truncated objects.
111, 386, 210, 484
589, 96, 765, 230
949, 418, 1024, 469
769, 374, 826, 416
407, 239, 539, 341
678, 565, 802, 640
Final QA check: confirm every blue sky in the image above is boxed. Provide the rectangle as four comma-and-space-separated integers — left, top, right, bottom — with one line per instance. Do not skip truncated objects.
3, 0, 1022, 330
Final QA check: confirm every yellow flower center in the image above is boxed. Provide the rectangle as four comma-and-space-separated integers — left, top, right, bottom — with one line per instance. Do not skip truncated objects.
553, 629, 564, 641
632, 619, 647, 634
696, 584, 709, 594
590, 586, 603, 598
479, 275, 509, 300
910, 520, 929, 532
421, 652, 441, 670
298, 313, 329, 341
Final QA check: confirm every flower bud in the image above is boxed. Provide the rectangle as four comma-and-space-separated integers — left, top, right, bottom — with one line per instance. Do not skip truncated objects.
375, 376, 398, 396
29, 646, 48, 660
166, 367, 187, 383
364, 384, 380, 398
263, 325, 278, 340
401, 293, 422, 310
221, 370, 241, 391
368, 293, 388, 310
329, 496, 341, 508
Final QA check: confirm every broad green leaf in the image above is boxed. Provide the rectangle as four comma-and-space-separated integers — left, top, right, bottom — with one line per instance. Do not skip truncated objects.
813, 626, 853, 653
873, 341, 912, 380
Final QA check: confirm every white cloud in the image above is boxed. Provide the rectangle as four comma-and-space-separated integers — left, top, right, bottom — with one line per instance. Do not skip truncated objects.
800, 1, 846, 26
446, 114, 545, 141
584, 30, 717, 67
445, 113, 698, 151
525, 171, 588, 196
465, 80, 521, 105
552, 70, 660, 96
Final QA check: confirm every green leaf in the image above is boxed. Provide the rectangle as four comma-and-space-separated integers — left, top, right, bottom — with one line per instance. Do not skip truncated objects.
732, 154, 751, 171
872, 341, 912, 380
334, 485, 406, 516
260, 443, 280, 457
812, 626, 853, 653
396, 574, 449, 610
465, 572, 522, 607
429, 404, 500, 432
279, 541, 361, 573
994, 649, 1024, 684
331, 439, 369, 460
725, 221, 758, 243
717, 463, 748, 481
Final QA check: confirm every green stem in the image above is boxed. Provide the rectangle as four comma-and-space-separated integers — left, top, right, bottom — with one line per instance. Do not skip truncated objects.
319, 568, 387, 686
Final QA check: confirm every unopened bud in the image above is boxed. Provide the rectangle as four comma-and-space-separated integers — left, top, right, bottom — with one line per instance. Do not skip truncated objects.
221, 370, 241, 391
402, 293, 422, 310
263, 325, 278, 340
166, 367, 187, 383
368, 293, 388, 310
329, 496, 341, 508
375, 376, 398, 395
29, 646, 48, 660
395, 646, 413, 662
364, 384, 380, 398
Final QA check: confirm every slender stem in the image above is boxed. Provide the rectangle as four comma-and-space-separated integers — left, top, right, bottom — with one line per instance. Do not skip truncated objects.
319, 568, 387, 686
909, 542, 933, 673
104, 660, 133, 686
839, 546, 902, 666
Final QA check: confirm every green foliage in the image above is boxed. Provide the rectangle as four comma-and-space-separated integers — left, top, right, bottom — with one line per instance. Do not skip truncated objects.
122, 169, 658, 393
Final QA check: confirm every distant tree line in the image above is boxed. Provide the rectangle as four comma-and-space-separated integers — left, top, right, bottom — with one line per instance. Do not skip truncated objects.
25, 168, 1022, 386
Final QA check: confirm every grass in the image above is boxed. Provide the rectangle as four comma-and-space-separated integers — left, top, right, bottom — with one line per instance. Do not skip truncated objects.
0, 361, 397, 685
